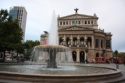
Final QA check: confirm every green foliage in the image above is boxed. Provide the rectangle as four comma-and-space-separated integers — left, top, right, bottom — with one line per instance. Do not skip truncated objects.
0, 9, 9, 22
113, 50, 125, 57
113, 50, 118, 57
0, 9, 23, 62
118, 52, 125, 57
23, 40, 40, 49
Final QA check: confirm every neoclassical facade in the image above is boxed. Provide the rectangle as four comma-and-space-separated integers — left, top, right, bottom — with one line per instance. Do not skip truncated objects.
58, 9, 112, 63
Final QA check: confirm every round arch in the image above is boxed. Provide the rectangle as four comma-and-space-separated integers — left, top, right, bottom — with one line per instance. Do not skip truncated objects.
80, 51, 85, 63
96, 53, 99, 57
72, 51, 77, 62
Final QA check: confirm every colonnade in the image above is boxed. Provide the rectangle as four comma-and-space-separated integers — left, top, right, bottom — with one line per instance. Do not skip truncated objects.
59, 35, 94, 49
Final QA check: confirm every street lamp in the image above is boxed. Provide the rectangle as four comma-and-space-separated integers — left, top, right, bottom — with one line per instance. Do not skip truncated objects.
114, 50, 119, 69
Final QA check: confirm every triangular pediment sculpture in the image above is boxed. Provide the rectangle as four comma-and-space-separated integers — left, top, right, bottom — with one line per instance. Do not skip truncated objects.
58, 14, 98, 20
59, 26, 94, 31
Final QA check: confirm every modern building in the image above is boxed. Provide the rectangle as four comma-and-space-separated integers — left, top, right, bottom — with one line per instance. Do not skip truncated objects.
40, 31, 49, 45
58, 9, 112, 63
9, 6, 27, 41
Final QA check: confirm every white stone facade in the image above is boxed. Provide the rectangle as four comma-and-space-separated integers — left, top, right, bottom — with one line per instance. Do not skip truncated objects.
58, 9, 112, 63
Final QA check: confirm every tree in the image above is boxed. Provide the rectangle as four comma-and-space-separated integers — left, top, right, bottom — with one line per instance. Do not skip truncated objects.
23, 40, 40, 60
113, 50, 119, 64
0, 9, 23, 62
114, 50, 118, 56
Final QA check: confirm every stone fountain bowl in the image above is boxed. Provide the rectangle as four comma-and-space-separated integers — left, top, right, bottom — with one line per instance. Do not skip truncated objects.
0, 64, 123, 83
34, 45, 69, 52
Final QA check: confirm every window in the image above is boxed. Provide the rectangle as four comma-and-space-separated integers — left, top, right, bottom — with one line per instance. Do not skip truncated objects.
106, 40, 111, 49
91, 21, 93, 24
94, 20, 96, 24
101, 40, 103, 48
95, 39, 99, 48
66, 21, 68, 25
78, 21, 81, 24
96, 53, 99, 57
63, 22, 65, 25
85, 21, 87, 24
88, 21, 90, 24
75, 21, 77, 24
72, 21, 75, 25
60, 22, 62, 25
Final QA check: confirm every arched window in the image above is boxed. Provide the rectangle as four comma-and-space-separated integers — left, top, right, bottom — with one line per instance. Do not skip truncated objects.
80, 51, 85, 63
91, 21, 93, 24
63, 21, 65, 25
106, 40, 111, 48
59, 37, 63, 45
85, 21, 87, 24
66, 21, 68, 25
101, 40, 103, 48
73, 37, 77, 47
95, 39, 99, 48
66, 37, 70, 47
72, 51, 76, 62
60, 21, 62, 25
87, 37, 92, 47
96, 53, 99, 57
80, 37, 84, 47
72, 21, 75, 25
88, 21, 90, 24
78, 21, 81, 24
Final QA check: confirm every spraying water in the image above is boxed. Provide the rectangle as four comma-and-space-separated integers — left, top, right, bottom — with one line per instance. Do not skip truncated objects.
49, 11, 59, 45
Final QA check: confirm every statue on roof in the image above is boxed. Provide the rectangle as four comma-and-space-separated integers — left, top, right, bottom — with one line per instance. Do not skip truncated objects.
74, 8, 79, 14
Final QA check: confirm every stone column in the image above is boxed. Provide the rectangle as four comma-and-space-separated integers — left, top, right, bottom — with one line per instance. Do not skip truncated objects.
70, 35, 73, 47
110, 39, 112, 49
77, 35, 80, 47
63, 35, 66, 46
84, 35, 87, 47
84, 51, 87, 64
91, 36, 94, 49
76, 50, 80, 62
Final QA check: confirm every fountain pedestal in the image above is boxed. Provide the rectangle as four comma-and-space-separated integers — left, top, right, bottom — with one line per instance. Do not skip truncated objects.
47, 50, 57, 68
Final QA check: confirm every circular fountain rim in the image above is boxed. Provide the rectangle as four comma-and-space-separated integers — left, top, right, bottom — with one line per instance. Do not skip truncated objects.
0, 65, 121, 77
35, 45, 69, 49
0, 65, 122, 82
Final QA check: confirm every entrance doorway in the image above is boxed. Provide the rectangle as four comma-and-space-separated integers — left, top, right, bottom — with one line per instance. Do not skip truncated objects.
80, 51, 85, 63
72, 51, 76, 62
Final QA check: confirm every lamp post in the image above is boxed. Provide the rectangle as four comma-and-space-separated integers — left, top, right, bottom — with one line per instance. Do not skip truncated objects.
114, 50, 119, 69
102, 49, 106, 63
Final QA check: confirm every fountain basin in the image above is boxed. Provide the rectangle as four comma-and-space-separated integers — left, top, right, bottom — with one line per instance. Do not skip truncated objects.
0, 64, 123, 83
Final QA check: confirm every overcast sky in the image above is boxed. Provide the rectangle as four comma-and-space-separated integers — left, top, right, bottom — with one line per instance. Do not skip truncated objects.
0, 0, 125, 52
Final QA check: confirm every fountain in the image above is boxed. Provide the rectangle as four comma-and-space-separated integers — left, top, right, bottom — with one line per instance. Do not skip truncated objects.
0, 12, 124, 83
31, 11, 72, 68
31, 45, 72, 68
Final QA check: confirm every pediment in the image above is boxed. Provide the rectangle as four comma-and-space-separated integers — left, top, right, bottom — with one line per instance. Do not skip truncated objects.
58, 14, 98, 20
59, 26, 94, 31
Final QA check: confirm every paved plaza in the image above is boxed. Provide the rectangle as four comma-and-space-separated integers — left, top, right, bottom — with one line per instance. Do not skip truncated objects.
83, 63, 125, 72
